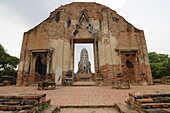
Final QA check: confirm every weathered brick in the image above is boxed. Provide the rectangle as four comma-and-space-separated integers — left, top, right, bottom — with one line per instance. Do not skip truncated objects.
17, 2, 153, 86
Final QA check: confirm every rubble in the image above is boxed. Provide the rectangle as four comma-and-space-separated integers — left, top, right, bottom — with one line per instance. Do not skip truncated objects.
126, 92, 170, 113
0, 93, 51, 113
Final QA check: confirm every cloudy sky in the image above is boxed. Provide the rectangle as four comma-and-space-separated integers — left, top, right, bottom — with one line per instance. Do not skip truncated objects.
0, 0, 170, 59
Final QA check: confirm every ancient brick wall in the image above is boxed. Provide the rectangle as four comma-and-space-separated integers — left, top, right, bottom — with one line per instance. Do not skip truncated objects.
17, 2, 153, 85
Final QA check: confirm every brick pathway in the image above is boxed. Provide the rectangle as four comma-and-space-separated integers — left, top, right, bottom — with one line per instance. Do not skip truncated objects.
0, 84, 170, 112
58, 108, 119, 113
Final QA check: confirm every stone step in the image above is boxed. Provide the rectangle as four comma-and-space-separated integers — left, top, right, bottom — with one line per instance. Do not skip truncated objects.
0, 93, 46, 99
126, 100, 146, 113
129, 92, 170, 99
0, 100, 38, 105
0, 93, 51, 112
136, 97, 170, 103
127, 99, 170, 112
0, 104, 34, 111
55, 107, 120, 113
114, 103, 138, 113
0, 110, 28, 113
75, 73, 94, 82
127, 92, 170, 113
145, 108, 170, 113
141, 103, 170, 109
73, 81, 96, 86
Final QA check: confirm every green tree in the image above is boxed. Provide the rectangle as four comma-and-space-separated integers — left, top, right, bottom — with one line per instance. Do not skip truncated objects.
148, 52, 170, 79
0, 44, 19, 76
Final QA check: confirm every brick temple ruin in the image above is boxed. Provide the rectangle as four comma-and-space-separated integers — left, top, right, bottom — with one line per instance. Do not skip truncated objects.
17, 2, 153, 86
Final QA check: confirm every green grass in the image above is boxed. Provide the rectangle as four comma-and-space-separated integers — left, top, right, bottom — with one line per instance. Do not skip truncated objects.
35, 103, 50, 113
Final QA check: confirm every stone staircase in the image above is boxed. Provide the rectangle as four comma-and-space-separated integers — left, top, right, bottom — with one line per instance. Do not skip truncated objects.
0, 93, 51, 113
73, 73, 96, 86
75, 73, 94, 82
126, 92, 170, 113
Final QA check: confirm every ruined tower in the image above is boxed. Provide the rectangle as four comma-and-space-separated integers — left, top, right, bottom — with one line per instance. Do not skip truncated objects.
77, 48, 92, 74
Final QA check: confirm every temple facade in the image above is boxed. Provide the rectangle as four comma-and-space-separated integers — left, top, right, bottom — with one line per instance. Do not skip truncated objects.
17, 2, 153, 85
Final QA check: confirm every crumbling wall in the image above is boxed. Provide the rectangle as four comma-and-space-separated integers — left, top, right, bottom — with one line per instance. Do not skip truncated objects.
17, 2, 153, 85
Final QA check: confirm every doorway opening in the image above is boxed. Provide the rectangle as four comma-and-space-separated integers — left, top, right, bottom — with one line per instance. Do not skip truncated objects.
74, 43, 95, 74
33, 52, 48, 84
74, 42, 95, 82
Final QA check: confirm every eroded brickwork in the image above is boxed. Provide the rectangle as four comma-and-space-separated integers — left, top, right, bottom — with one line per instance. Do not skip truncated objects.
17, 2, 153, 85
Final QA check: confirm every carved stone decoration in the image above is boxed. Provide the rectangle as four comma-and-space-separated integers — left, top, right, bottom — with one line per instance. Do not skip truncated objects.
77, 48, 92, 74
86, 23, 98, 36
72, 9, 98, 37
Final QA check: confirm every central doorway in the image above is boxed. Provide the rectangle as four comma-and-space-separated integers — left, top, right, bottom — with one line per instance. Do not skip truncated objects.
73, 39, 96, 83
74, 43, 95, 74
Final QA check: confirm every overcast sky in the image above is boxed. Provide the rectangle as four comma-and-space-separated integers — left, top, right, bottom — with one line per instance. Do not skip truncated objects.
0, 0, 170, 59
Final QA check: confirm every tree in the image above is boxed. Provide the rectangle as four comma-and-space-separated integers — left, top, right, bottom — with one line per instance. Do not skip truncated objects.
0, 44, 19, 76
148, 52, 170, 79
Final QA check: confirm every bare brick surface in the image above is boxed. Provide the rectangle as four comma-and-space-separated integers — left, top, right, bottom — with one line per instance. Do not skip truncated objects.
58, 108, 119, 113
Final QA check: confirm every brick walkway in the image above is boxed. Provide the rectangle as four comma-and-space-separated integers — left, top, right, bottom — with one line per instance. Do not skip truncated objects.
0, 85, 170, 112
58, 108, 119, 113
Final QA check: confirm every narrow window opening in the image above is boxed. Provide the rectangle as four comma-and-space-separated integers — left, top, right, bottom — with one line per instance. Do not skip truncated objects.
112, 17, 119, 23
126, 59, 134, 69
67, 19, 71, 28
55, 12, 60, 23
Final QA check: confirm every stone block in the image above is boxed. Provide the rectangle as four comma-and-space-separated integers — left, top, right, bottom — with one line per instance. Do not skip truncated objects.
113, 79, 130, 89
0, 105, 8, 110
38, 81, 56, 90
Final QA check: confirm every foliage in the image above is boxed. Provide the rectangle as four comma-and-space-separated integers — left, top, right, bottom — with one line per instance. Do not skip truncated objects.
35, 103, 50, 113
148, 52, 170, 79
0, 44, 19, 76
